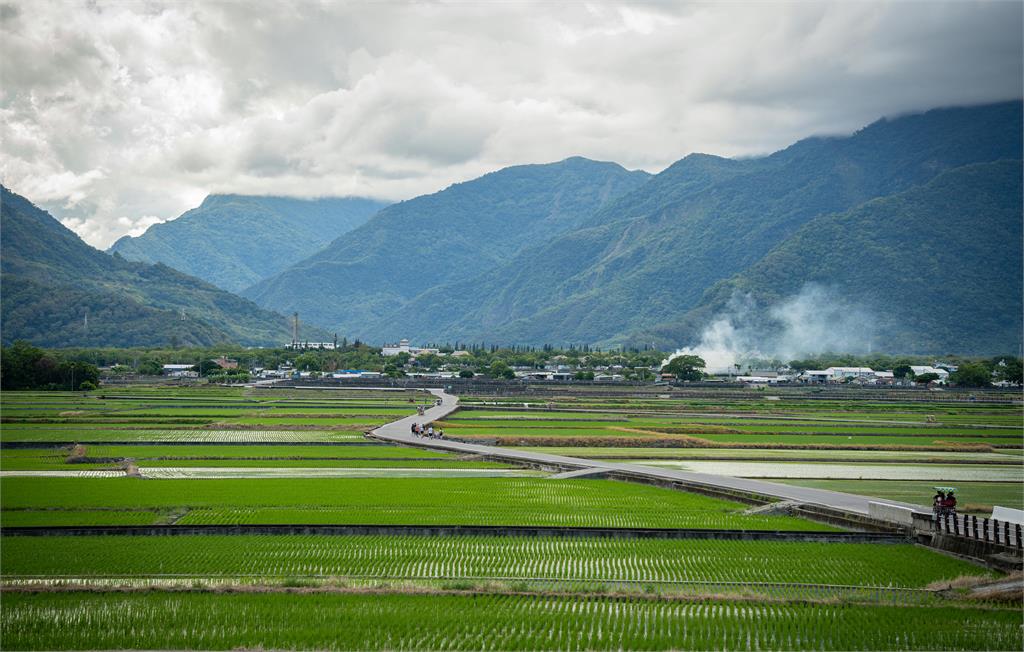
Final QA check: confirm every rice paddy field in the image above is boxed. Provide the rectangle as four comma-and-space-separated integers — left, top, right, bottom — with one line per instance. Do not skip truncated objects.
1, 383, 1021, 650
459, 390, 1023, 514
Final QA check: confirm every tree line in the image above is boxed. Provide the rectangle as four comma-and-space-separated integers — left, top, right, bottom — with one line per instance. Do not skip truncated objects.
1, 341, 101, 390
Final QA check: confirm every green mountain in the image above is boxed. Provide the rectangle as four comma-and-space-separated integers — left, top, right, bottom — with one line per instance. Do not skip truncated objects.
109, 194, 387, 292
1, 186, 316, 348
376, 102, 1022, 352
634, 160, 1023, 355
244, 157, 651, 331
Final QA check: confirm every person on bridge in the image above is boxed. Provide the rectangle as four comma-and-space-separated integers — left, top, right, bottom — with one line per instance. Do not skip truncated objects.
944, 492, 957, 514
410, 422, 418, 437
437, 428, 444, 439
932, 490, 945, 516
427, 425, 435, 438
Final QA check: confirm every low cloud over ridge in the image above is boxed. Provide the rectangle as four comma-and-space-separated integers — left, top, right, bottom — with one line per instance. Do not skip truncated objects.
1, 1, 1021, 247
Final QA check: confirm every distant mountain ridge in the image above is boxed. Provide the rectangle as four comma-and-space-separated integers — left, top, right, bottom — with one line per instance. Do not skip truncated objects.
635, 159, 1024, 355
360, 101, 1021, 354
243, 157, 651, 331
109, 194, 387, 292
1, 186, 319, 348
6, 101, 1021, 355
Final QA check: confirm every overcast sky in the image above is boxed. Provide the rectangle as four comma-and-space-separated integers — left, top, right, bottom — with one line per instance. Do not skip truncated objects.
2, 1, 1021, 248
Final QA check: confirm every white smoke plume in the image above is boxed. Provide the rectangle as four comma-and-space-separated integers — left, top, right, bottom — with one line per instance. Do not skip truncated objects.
663, 284, 875, 374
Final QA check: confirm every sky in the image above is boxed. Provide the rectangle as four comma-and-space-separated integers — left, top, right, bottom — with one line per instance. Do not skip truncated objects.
1, 1, 1021, 249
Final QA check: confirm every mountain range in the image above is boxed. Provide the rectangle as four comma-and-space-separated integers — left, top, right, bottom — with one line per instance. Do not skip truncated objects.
247, 101, 1022, 354
3, 100, 1021, 354
242, 157, 651, 329
0, 186, 324, 348
109, 194, 387, 292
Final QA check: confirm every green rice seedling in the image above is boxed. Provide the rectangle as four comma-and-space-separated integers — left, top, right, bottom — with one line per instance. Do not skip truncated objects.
0, 535, 991, 588
0, 477, 834, 530
2, 592, 1020, 650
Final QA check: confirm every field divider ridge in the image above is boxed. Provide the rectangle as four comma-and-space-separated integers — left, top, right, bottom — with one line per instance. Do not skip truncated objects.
0, 523, 909, 541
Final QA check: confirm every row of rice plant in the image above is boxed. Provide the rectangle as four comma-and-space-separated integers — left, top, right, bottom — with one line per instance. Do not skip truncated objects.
0, 535, 989, 588
1, 429, 365, 443
0, 510, 167, 527
3, 592, 1019, 651
1, 477, 833, 530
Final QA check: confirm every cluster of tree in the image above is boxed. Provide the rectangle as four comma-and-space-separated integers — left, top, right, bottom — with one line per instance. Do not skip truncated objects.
1, 341, 100, 391
56, 343, 666, 380
661, 355, 707, 382
790, 354, 1022, 386
20, 341, 1020, 387
949, 360, 1022, 387
893, 359, 1022, 387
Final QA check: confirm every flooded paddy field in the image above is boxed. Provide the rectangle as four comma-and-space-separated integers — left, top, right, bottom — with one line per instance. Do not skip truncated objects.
514, 445, 1022, 462
1, 534, 988, 587
776, 479, 1024, 513
0, 476, 828, 529
5, 591, 1020, 651
1, 384, 1020, 650
626, 460, 1023, 482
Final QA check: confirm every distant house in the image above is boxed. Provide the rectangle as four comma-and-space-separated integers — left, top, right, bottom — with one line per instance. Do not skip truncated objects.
801, 370, 832, 383
910, 366, 949, 382
162, 364, 198, 378
381, 339, 440, 357
213, 356, 238, 370
827, 367, 875, 379
737, 375, 783, 384
870, 370, 896, 384
284, 342, 336, 350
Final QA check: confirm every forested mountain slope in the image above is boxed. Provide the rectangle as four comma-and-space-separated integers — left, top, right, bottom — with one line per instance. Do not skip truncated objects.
1, 186, 306, 348
378, 101, 1021, 351
633, 160, 1023, 355
109, 194, 386, 292
244, 157, 651, 331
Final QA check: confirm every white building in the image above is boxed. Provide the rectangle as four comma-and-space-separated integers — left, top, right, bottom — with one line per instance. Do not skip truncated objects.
737, 375, 784, 384
910, 366, 950, 382
381, 339, 440, 357
162, 364, 198, 378
826, 367, 875, 379
801, 367, 875, 383
284, 342, 336, 350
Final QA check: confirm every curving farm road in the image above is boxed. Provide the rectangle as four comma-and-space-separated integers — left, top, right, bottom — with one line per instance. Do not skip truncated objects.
370, 388, 929, 519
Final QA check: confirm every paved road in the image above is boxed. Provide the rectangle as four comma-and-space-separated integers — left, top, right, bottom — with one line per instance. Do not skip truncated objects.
371, 389, 929, 518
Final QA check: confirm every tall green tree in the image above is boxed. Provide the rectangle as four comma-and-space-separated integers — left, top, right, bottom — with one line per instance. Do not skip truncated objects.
662, 354, 706, 381
950, 363, 992, 387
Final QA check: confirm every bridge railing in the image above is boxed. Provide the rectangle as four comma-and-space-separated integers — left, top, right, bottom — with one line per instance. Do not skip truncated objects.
935, 513, 1022, 549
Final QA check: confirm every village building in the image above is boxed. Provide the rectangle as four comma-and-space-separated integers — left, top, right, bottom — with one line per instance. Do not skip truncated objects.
162, 364, 198, 378
910, 365, 950, 382
283, 341, 337, 350
381, 339, 440, 357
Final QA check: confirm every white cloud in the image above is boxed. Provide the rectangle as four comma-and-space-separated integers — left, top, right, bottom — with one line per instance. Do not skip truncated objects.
1, 0, 1021, 248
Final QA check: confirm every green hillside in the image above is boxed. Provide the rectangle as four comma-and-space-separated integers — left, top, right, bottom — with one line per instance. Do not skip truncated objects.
635, 160, 1024, 355
109, 194, 387, 292
0, 186, 313, 348
378, 102, 1022, 351
244, 157, 650, 331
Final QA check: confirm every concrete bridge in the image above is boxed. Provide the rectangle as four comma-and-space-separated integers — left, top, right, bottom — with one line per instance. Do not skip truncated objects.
370, 388, 930, 519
